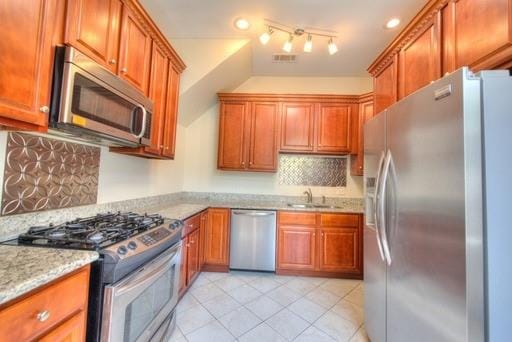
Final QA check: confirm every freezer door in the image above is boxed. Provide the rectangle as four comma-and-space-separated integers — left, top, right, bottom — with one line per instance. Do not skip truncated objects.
363, 112, 387, 342
384, 68, 483, 342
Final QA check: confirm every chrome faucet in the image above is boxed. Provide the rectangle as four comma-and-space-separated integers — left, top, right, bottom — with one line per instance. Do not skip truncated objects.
303, 188, 313, 203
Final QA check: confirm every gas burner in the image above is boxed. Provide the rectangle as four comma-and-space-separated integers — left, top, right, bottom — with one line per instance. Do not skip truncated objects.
18, 212, 167, 250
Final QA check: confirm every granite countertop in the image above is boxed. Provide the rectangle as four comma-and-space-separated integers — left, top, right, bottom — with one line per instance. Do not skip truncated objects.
145, 199, 363, 221
0, 245, 99, 305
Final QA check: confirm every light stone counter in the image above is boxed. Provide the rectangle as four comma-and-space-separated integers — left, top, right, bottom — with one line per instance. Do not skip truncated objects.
0, 245, 98, 305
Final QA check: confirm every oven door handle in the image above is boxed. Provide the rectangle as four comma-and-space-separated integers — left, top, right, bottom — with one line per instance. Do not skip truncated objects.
114, 245, 180, 297
133, 104, 148, 139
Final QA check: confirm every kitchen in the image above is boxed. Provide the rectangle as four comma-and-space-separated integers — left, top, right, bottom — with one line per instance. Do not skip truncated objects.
0, 0, 510, 341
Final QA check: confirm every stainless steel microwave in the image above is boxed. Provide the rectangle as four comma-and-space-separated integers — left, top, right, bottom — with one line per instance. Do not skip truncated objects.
49, 46, 153, 147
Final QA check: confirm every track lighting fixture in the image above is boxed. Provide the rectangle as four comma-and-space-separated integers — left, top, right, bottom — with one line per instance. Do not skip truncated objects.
259, 21, 338, 55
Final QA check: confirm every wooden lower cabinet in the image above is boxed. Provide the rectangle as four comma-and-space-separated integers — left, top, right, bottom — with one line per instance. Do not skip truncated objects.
199, 211, 208, 269
204, 208, 230, 270
0, 265, 90, 341
179, 212, 203, 296
277, 211, 363, 278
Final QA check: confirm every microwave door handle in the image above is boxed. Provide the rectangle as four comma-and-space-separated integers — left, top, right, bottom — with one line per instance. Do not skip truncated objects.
373, 151, 386, 261
133, 105, 147, 139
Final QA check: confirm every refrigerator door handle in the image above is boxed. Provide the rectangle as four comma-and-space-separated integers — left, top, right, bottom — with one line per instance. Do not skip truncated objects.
378, 149, 393, 265
373, 151, 386, 262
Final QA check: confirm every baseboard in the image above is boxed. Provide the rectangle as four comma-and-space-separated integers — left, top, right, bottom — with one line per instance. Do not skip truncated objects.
276, 268, 363, 280
201, 264, 229, 272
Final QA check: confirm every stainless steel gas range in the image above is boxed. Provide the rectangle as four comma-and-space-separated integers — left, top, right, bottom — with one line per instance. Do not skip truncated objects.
7, 212, 183, 342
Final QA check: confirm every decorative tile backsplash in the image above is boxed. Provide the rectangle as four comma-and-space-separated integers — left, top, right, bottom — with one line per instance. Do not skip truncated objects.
278, 155, 347, 187
1, 133, 100, 216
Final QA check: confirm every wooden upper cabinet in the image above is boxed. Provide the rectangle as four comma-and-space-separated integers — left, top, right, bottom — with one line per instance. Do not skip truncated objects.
145, 44, 169, 155
118, 6, 152, 94
443, 0, 512, 71
66, 0, 121, 73
316, 103, 352, 153
248, 102, 279, 171
280, 103, 315, 152
204, 208, 230, 266
351, 98, 373, 176
162, 65, 180, 159
0, 0, 58, 130
277, 226, 317, 271
218, 102, 249, 170
373, 55, 398, 115
399, 12, 441, 99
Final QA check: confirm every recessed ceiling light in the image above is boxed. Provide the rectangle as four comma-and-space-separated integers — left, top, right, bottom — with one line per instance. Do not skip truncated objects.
234, 17, 250, 30
385, 18, 400, 29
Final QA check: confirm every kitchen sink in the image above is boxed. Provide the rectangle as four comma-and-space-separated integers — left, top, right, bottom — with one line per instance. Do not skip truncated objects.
286, 203, 342, 209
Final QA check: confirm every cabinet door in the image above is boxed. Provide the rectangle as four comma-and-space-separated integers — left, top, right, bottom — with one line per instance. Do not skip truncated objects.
248, 102, 279, 171
187, 229, 200, 284
218, 102, 249, 170
399, 13, 441, 99
280, 103, 315, 152
443, 0, 512, 71
204, 208, 230, 266
145, 44, 169, 155
199, 211, 208, 269
277, 226, 316, 270
179, 237, 188, 294
66, 0, 121, 73
316, 103, 352, 153
351, 100, 374, 176
318, 227, 360, 273
162, 65, 180, 159
39, 310, 85, 342
374, 55, 398, 115
118, 6, 152, 94
0, 0, 57, 129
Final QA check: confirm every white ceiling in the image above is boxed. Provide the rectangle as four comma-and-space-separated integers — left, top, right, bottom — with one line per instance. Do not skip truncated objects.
141, 0, 427, 77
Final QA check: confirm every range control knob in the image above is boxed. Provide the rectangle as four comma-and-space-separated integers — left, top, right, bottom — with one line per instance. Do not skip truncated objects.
117, 245, 128, 255
127, 241, 137, 250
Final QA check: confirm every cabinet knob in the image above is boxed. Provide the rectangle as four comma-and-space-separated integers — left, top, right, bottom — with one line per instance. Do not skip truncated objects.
39, 106, 49, 113
37, 310, 50, 322
186, 243, 190, 247
121, 67, 128, 73
109, 59, 117, 65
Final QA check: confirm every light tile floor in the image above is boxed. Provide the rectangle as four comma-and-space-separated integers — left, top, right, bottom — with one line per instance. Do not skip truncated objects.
169, 271, 369, 342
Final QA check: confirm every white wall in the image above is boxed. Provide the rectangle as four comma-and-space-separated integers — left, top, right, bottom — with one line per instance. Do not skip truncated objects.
181, 76, 373, 198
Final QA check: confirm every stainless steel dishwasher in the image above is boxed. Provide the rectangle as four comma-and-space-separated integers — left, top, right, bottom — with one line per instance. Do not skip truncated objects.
229, 209, 276, 272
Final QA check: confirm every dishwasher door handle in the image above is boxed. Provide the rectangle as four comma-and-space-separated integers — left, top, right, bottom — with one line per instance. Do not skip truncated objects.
232, 211, 275, 217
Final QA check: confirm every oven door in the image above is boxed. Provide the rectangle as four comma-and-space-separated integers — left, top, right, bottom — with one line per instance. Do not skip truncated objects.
53, 47, 152, 146
101, 243, 181, 342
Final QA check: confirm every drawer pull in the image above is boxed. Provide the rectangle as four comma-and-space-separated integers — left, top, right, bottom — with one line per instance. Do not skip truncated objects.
37, 310, 50, 322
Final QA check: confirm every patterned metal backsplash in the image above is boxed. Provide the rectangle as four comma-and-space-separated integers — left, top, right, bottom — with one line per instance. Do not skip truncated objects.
278, 155, 347, 187
1, 133, 100, 216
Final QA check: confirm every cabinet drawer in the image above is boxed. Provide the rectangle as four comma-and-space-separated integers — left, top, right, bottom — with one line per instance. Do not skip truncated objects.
319, 213, 359, 227
278, 211, 316, 226
183, 213, 201, 236
0, 266, 89, 341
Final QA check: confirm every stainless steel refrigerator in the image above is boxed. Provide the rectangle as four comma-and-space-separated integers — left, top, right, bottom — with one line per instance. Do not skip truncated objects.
363, 67, 512, 342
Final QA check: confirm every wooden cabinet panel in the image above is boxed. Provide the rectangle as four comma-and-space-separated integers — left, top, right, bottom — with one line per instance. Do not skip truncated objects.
316, 104, 352, 153
179, 236, 188, 295
318, 227, 360, 272
145, 44, 169, 155
218, 102, 249, 170
187, 229, 200, 284
39, 310, 85, 342
162, 65, 180, 159
319, 213, 360, 228
449, 0, 512, 70
277, 226, 316, 270
280, 103, 315, 151
0, 266, 89, 341
199, 211, 208, 269
66, 0, 121, 73
399, 13, 441, 99
204, 208, 230, 266
374, 55, 398, 115
119, 6, 152, 94
351, 97, 373, 176
0, 0, 57, 129
279, 212, 317, 226
248, 102, 280, 171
